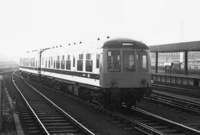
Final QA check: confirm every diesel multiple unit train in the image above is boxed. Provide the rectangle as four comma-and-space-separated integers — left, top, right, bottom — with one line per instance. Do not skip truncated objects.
19, 38, 152, 108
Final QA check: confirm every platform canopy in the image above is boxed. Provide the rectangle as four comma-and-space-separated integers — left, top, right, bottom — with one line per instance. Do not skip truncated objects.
149, 40, 200, 52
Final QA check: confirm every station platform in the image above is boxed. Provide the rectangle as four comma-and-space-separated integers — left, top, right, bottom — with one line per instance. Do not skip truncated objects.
152, 71, 200, 79
152, 72, 200, 88
149, 40, 200, 89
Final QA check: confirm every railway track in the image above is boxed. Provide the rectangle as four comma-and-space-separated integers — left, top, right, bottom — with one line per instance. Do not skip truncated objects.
13, 71, 200, 134
119, 105, 200, 135
54, 92, 200, 134
19, 77, 200, 134
12, 72, 95, 135
152, 83, 200, 98
144, 92, 200, 115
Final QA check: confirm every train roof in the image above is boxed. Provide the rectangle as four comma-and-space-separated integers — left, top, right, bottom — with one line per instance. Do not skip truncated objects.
20, 51, 39, 58
40, 38, 149, 56
103, 38, 149, 49
42, 41, 103, 56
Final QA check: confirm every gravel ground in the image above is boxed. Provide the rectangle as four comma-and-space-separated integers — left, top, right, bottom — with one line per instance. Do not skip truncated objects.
1, 89, 16, 134
1, 72, 17, 134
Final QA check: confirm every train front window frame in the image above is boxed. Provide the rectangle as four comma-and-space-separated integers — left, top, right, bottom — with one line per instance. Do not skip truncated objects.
107, 50, 121, 72
123, 50, 135, 72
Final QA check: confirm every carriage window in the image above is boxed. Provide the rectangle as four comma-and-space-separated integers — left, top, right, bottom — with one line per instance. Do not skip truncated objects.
31, 58, 33, 67
66, 55, 71, 70
50, 57, 53, 66
33, 58, 35, 67
34, 58, 35, 67
23, 58, 25, 66
45, 58, 47, 68
54, 59, 56, 68
96, 54, 100, 68
123, 51, 135, 72
73, 56, 75, 67
31, 58, 34, 67
27, 58, 28, 66
107, 50, 121, 72
56, 56, 60, 69
138, 51, 148, 72
61, 55, 65, 69
48, 57, 50, 68
42, 57, 44, 66
30, 58, 33, 67
30, 58, 31, 66
77, 54, 83, 71
86, 53, 93, 72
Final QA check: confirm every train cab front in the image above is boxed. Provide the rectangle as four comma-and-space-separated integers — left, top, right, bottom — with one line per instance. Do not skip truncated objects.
100, 38, 152, 108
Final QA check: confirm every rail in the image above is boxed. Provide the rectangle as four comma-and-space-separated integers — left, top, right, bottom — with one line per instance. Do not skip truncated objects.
24, 80, 95, 135
13, 71, 95, 135
132, 106, 200, 134
12, 74, 50, 135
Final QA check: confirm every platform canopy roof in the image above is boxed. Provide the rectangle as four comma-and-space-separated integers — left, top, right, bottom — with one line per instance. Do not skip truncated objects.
149, 40, 200, 52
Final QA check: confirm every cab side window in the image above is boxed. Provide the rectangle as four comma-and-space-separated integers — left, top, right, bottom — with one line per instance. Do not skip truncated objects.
137, 51, 148, 72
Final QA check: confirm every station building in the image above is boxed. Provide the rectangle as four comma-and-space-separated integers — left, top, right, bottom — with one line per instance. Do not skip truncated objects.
151, 51, 200, 69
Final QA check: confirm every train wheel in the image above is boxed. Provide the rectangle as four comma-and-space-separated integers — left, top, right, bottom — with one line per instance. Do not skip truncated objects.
110, 87, 121, 109
111, 97, 121, 110
124, 94, 136, 109
102, 91, 111, 109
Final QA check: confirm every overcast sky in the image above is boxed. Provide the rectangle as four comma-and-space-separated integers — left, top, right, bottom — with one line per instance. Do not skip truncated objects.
0, 0, 200, 61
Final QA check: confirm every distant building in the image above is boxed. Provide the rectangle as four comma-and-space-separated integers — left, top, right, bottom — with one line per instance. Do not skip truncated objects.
0, 55, 18, 69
